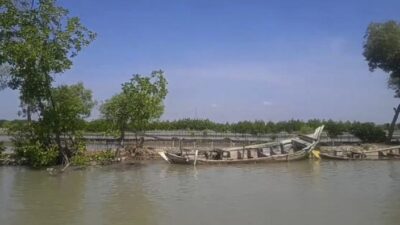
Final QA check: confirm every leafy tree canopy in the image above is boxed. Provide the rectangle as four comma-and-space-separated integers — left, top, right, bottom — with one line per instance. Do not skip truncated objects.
0, 0, 96, 111
363, 20, 400, 97
100, 70, 168, 144
41, 82, 95, 136
11, 83, 95, 166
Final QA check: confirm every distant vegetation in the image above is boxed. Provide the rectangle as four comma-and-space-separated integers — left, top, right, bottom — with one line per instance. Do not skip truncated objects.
88, 118, 387, 136
0, 118, 388, 143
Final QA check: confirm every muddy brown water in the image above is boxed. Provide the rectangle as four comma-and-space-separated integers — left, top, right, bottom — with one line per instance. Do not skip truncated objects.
1, 160, 400, 225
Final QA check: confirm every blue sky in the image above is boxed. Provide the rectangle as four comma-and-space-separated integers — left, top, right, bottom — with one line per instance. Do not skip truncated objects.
1, 0, 400, 123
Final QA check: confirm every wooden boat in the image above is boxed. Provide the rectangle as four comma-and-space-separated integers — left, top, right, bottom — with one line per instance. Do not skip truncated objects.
158, 126, 324, 165
319, 152, 358, 160
319, 145, 400, 160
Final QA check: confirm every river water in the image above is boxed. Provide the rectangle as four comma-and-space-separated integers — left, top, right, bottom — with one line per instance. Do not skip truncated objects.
1, 160, 399, 225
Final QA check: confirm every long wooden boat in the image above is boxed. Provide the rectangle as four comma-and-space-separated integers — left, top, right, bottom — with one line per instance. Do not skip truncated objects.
158, 126, 324, 165
319, 145, 400, 160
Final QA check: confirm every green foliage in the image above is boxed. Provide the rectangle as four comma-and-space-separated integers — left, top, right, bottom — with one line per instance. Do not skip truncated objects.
8, 83, 95, 167
2, 118, 395, 144
38, 83, 94, 164
85, 119, 109, 133
16, 141, 58, 168
324, 120, 348, 138
299, 125, 314, 135
100, 70, 168, 142
0, 0, 96, 109
80, 118, 325, 134
71, 149, 114, 166
147, 118, 324, 134
41, 83, 95, 137
363, 20, 400, 97
24, 143, 59, 168
363, 20, 400, 143
0, 0, 95, 166
70, 144, 90, 166
350, 123, 386, 143
88, 150, 114, 165
9, 121, 56, 167
0, 119, 27, 129
149, 118, 228, 132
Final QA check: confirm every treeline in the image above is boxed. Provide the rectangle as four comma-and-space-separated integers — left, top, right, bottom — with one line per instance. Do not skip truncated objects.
0, 120, 26, 130
85, 119, 388, 142
0, 118, 389, 143
85, 118, 387, 142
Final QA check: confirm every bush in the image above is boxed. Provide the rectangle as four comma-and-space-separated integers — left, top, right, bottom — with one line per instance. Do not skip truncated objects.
10, 123, 59, 168
71, 148, 115, 166
70, 140, 91, 166
88, 149, 114, 164
16, 142, 59, 168
350, 123, 386, 143
71, 150, 90, 166
325, 120, 344, 138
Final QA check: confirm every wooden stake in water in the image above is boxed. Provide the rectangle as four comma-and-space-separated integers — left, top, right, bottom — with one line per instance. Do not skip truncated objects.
194, 150, 198, 166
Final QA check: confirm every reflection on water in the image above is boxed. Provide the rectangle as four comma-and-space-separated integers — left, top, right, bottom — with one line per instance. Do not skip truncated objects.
1, 161, 400, 225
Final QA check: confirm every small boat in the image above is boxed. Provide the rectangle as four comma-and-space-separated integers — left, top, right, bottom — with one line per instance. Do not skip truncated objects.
319, 152, 358, 160
158, 126, 324, 165
319, 145, 400, 160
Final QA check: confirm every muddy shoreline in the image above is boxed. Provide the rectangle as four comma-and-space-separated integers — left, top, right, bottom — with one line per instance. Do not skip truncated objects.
1, 143, 399, 167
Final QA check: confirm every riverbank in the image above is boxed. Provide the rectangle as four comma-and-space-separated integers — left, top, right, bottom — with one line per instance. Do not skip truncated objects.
1, 143, 399, 168
0, 146, 162, 167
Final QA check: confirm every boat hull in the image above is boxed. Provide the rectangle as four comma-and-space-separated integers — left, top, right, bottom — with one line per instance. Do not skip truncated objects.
319, 148, 400, 160
159, 125, 324, 165
319, 153, 351, 160
164, 150, 309, 165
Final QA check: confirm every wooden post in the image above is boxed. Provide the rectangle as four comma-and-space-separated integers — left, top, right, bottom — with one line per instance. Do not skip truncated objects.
194, 150, 198, 166
179, 139, 182, 156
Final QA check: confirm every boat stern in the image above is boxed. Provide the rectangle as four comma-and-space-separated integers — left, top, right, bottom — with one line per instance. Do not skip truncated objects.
158, 151, 170, 163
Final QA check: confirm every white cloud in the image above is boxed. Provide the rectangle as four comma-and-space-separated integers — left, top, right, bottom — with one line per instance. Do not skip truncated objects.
263, 101, 272, 106
211, 103, 218, 108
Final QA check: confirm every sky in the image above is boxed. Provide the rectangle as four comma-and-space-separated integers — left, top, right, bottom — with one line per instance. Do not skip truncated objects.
1, 0, 400, 123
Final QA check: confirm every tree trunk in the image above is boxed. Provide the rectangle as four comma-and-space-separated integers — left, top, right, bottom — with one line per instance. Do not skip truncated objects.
56, 133, 69, 165
138, 137, 144, 148
47, 92, 68, 165
26, 105, 31, 123
387, 103, 400, 144
116, 130, 125, 158
135, 132, 138, 148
